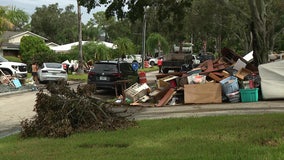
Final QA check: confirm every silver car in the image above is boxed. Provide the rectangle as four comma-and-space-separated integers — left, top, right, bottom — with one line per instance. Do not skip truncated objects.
37, 62, 67, 83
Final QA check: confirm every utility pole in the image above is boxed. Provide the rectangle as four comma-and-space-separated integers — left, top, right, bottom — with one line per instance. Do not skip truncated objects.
142, 6, 148, 69
77, 0, 84, 74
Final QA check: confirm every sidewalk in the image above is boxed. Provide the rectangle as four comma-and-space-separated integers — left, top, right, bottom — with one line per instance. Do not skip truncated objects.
122, 100, 284, 120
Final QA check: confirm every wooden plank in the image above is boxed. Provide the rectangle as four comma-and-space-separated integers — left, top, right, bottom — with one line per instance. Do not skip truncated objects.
208, 72, 222, 82
156, 88, 176, 107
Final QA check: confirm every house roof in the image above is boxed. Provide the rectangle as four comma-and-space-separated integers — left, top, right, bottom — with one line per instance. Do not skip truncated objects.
46, 42, 59, 47
10, 31, 48, 41
50, 41, 117, 53
1, 31, 48, 42
1, 31, 22, 41
50, 41, 89, 53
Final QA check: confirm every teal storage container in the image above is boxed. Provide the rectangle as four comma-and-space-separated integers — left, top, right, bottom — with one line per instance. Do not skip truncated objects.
240, 88, 259, 102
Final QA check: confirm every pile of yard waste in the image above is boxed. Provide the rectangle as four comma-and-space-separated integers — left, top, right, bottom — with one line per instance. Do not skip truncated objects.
20, 81, 136, 138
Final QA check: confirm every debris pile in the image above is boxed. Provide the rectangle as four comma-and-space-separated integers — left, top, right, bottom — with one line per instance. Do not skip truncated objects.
117, 48, 268, 107
0, 70, 34, 93
20, 81, 136, 138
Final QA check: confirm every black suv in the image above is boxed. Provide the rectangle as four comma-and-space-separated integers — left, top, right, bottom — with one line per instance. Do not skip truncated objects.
87, 61, 138, 90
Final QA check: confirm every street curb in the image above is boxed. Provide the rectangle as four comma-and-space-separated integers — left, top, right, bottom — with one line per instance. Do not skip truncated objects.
0, 89, 34, 97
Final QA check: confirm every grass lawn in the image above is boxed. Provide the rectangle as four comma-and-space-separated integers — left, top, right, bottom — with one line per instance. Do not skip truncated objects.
1, 113, 284, 160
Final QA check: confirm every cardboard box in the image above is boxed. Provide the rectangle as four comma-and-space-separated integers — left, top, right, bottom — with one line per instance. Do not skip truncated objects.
235, 68, 252, 80
184, 83, 222, 104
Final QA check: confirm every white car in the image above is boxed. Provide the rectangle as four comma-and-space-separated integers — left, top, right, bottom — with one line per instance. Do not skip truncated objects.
0, 56, 27, 79
37, 62, 68, 83
148, 57, 158, 66
115, 54, 142, 64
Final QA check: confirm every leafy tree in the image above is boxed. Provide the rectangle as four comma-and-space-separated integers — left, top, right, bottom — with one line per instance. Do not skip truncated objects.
0, 6, 14, 33
92, 42, 112, 61
6, 6, 29, 31
69, 41, 112, 62
107, 19, 133, 42
248, 0, 284, 65
77, 0, 192, 44
20, 36, 54, 66
146, 33, 169, 57
113, 37, 136, 58
221, 0, 284, 65
82, 20, 101, 41
31, 3, 78, 44
56, 5, 78, 44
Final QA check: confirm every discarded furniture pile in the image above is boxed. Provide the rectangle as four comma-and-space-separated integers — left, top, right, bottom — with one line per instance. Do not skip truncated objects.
0, 69, 22, 89
0, 69, 36, 93
117, 48, 283, 107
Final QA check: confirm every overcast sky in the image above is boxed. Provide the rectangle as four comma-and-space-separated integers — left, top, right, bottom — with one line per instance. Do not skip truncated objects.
1, 0, 106, 23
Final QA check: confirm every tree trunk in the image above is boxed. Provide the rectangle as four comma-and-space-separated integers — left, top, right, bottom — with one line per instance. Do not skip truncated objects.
77, 0, 84, 74
249, 0, 270, 66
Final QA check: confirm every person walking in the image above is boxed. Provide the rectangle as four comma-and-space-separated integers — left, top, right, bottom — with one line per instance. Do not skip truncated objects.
31, 62, 39, 84
157, 57, 163, 73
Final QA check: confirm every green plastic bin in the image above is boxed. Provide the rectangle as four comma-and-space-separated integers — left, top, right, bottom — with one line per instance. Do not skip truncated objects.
240, 88, 259, 102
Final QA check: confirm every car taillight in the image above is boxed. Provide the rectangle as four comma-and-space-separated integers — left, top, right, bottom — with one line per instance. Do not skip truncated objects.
88, 71, 96, 77
112, 73, 121, 78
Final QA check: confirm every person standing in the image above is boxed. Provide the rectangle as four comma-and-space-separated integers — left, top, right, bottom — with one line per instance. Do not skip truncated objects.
157, 57, 163, 73
31, 62, 39, 84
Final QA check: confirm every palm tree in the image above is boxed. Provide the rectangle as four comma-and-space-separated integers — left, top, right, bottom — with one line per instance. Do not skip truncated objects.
113, 37, 136, 58
0, 6, 14, 33
92, 42, 111, 61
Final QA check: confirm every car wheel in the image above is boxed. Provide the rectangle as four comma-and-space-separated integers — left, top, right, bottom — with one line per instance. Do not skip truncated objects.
150, 61, 155, 66
1, 70, 11, 76
174, 69, 180, 72
163, 69, 169, 74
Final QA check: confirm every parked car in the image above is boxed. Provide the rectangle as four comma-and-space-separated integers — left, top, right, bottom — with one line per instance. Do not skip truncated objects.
87, 61, 138, 91
148, 57, 158, 66
0, 55, 27, 79
115, 54, 142, 65
37, 62, 68, 83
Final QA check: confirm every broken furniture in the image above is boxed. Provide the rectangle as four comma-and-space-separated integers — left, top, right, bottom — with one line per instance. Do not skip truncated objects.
124, 83, 150, 102
114, 79, 130, 97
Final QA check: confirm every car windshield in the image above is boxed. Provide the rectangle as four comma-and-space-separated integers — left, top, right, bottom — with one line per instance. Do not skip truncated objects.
0, 56, 9, 62
94, 63, 118, 72
45, 63, 62, 69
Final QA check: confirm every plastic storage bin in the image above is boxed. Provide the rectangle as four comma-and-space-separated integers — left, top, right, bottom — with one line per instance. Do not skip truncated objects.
220, 76, 239, 95
240, 88, 259, 102
226, 91, 240, 103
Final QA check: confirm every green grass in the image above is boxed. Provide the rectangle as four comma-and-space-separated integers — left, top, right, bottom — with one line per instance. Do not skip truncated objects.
139, 66, 158, 72
67, 73, 88, 81
2, 113, 284, 159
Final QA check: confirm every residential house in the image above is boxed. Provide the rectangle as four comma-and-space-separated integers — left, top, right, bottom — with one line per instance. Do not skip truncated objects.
0, 31, 48, 57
